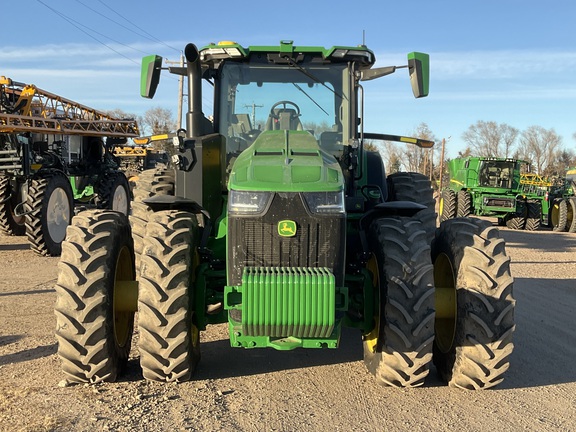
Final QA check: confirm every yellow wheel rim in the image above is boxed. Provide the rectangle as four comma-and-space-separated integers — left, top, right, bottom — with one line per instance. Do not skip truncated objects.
364, 255, 380, 354
113, 245, 134, 348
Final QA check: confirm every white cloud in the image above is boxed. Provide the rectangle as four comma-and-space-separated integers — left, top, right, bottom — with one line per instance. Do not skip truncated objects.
373, 49, 576, 80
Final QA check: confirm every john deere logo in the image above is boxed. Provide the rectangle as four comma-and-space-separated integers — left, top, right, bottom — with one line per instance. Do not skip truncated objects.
278, 220, 297, 237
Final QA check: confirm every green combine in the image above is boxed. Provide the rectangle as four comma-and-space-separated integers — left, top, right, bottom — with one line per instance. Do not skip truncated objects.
54, 40, 515, 389
440, 156, 542, 230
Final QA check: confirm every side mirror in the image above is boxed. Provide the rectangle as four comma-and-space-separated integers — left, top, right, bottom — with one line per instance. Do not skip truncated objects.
140, 55, 163, 99
408, 52, 429, 98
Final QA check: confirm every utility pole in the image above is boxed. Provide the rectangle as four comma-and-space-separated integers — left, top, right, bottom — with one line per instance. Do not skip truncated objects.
244, 103, 263, 128
439, 136, 451, 190
164, 55, 185, 130
429, 148, 433, 182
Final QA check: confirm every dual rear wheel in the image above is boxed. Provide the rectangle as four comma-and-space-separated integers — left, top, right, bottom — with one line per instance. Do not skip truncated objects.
364, 215, 515, 389
55, 208, 201, 383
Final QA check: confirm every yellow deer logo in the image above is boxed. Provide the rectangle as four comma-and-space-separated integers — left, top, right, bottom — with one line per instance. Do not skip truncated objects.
278, 220, 297, 237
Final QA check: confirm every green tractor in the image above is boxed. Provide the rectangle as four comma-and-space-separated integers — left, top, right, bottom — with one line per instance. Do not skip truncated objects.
440, 156, 541, 230
55, 41, 514, 389
542, 167, 576, 233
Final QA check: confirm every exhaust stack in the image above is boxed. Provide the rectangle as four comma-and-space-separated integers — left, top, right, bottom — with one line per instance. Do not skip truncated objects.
185, 43, 203, 137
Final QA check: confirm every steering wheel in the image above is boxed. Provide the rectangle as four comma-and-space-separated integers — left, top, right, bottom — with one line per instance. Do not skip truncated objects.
269, 100, 301, 119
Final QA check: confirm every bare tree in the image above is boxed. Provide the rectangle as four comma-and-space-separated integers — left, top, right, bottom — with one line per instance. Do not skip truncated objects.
519, 126, 562, 175
105, 108, 138, 120
462, 121, 519, 157
500, 124, 519, 158
142, 107, 177, 135
552, 149, 576, 176
141, 107, 177, 153
374, 140, 402, 174
400, 122, 437, 176
105, 109, 143, 133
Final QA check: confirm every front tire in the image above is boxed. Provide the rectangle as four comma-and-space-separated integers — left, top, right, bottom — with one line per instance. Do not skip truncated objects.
524, 200, 541, 231
138, 210, 201, 382
97, 172, 131, 216
0, 175, 25, 236
55, 210, 136, 383
432, 218, 515, 389
25, 173, 74, 256
363, 216, 435, 387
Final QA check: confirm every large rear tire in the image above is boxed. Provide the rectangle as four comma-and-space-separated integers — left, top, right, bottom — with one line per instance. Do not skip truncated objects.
439, 189, 457, 223
0, 175, 25, 236
25, 173, 74, 256
132, 168, 175, 203
456, 190, 472, 217
567, 197, 576, 233
387, 172, 437, 242
432, 218, 515, 389
138, 210, 201, 382
55, 210, 136, 383
551, 198, 568, 232
129, 167, 176, 272
505, 199, 527, 230
524, 200, 541, 231
362, 216, 435, 387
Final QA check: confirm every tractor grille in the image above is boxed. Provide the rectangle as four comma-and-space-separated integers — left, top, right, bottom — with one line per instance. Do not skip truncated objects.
227, 192, 345, 287
239, 266, 336, 338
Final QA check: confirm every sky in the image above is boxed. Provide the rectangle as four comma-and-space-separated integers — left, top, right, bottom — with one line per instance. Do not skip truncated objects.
2, 0, 576, 158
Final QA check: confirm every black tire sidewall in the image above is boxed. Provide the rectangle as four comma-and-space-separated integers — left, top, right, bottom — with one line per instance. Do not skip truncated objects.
40, 174, 74, 256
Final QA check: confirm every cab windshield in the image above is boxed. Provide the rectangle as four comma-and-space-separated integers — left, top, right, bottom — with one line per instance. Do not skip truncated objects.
217, 61, 350, 155
479, 160, 516, 189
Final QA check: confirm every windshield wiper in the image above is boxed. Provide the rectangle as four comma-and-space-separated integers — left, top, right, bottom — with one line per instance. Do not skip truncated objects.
283, 55, 346, 101
292, 83, 329, 116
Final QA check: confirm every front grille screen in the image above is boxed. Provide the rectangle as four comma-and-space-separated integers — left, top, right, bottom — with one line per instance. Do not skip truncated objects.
228, 193, 345, 286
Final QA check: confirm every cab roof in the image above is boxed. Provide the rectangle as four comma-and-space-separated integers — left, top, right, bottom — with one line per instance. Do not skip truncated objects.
199, 40, 376, 69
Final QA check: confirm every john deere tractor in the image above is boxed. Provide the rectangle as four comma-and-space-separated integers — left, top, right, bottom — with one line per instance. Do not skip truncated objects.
55, 41, 514, 389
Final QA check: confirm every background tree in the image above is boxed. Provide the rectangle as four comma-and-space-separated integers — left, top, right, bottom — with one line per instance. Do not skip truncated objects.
142, 106, 177, 135
403, 123, 437, 180
462, 120, 519, 157
141, 107, 178, 154
517, 126, 562, 176
374, 140, 402, 175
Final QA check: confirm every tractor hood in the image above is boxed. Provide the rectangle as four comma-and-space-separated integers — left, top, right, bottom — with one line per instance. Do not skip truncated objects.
228, 130, 343, 192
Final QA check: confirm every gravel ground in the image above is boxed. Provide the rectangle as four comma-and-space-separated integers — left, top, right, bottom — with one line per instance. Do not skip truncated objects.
1, 219, 576, 432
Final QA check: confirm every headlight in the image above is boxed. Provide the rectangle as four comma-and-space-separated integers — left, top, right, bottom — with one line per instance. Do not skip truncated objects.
303, 191, 345, 214
228, 190, 272, 214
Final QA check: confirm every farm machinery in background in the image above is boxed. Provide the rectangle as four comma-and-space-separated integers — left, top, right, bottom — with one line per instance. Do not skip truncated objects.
0, 75, 138, 255
54, 40, 514, 389
440, 156, 542, 230
112, 140, 168, 181
520, 168, 576, 232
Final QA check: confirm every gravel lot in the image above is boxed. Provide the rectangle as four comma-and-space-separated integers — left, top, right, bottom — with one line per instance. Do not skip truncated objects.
1, 220, 576, 432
